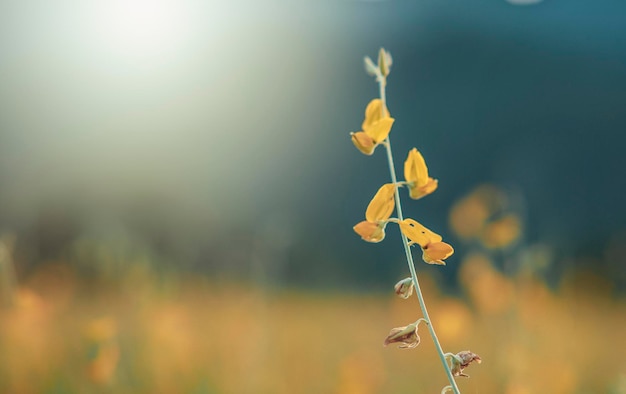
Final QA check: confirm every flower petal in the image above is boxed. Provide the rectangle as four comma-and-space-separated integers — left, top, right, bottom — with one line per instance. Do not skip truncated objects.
408, 178, 438, 200
365, 117, 395, 144
353, 221, 385, 243
422, 242, 454, 265
350, 132, 376, 155
365, 184, 396, 223
399, 219, 442, 247
362, 99, 390, 131
404, 148, 429, 187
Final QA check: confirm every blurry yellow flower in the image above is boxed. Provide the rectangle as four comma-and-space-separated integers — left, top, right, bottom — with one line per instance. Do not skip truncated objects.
354, 184, 396, 243
481, 214, 522, 249
459, 253, 515, 315
394, 277, 414, 299
449, 350, 482, 377
399, 219, 454, 265
84, 317, 117, 342
404, 148, 438, 199
449, 184, 516, 243
383, 321, 420, 349
351, 99, 395, 155
434, 299, 473, 342
87, 342, 120, 385
449, 193, 490, 239
84, 317, 120, 385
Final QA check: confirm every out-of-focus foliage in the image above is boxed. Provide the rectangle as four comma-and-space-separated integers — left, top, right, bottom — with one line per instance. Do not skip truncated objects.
0, 258, 624, 393
0, 1, 624, 390
1, 182, 625, 393
450, 184, 523, 250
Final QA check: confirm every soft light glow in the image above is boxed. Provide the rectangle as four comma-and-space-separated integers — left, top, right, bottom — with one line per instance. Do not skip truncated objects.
92, 0, 191, 60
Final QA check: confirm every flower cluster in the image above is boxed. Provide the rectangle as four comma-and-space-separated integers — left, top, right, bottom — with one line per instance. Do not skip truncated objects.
348, 48, 480, 393
350, 50, 453, 265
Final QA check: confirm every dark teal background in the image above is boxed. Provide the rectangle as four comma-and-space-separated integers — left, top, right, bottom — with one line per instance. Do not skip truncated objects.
0, 1, 624, 289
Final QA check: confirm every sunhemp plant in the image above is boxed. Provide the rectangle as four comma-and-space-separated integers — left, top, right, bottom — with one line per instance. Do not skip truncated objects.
349, 48, 481, 393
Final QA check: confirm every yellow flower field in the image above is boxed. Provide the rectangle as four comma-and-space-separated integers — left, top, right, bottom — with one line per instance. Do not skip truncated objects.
1, 263, 623, 393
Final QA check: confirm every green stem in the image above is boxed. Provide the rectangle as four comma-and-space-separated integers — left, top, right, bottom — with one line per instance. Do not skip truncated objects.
378, 75, 461, 394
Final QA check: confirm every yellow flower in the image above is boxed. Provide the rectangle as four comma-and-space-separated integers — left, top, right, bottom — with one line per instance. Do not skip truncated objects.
350, 132, 376, 155
350, 99, 395, 155
365, 183, 395, 223
399, 219, 454, 265
422, 241, 454, 266
353, 221, 385, 243
353, 184, 396, 243
398, 218, 441, 247
481, 214, 522, 249
404, 148, 438, 199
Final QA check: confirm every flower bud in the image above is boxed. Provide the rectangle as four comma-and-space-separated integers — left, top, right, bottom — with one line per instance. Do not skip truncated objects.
378, 48, 393, 77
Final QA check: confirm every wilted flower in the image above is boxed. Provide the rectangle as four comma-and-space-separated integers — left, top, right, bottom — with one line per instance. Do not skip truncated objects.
350, 99, 395, 155
354, 184, 396, 243
383, 320, 421, 349
394, 277, 414, 299
404, 148, 438, 200
449, 351, 482, 377
399, 219, 454, 265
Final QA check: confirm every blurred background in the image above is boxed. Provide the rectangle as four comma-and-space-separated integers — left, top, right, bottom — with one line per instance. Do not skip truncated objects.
0, 0, 625, 393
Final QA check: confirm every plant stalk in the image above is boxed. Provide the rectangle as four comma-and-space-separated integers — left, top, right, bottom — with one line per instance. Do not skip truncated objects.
378, 76, 461, 394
